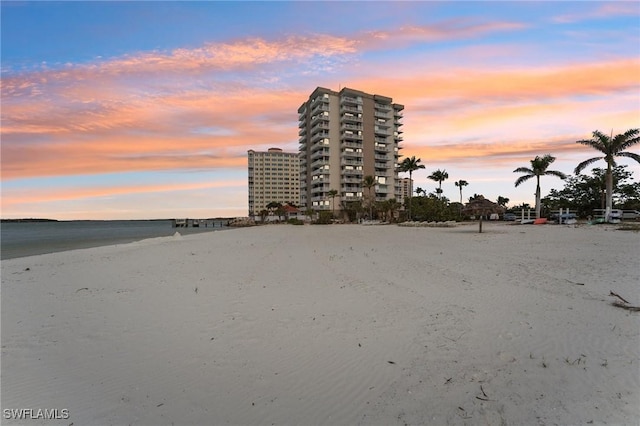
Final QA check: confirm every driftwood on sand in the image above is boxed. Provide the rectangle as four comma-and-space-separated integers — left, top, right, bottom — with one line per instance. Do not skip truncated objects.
609, 291, 640, 311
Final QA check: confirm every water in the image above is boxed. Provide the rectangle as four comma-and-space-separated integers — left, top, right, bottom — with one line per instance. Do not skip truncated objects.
0, 220, 230, 260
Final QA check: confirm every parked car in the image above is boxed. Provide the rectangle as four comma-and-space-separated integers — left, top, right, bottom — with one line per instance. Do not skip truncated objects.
622, 210, 640, 220
503, 213, 517, 221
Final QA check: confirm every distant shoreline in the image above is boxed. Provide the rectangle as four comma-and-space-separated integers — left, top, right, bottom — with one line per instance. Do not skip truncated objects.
1, 217, 237, 223
0, 219, 233, 260
1, 218, 59, 223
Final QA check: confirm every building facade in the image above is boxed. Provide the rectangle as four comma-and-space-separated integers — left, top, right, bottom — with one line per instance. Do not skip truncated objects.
297, 87, 404, 213
247, 148, 300, 216
398, 177, 412, 207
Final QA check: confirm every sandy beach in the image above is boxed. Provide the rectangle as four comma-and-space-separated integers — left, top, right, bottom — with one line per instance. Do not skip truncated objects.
1, 222, 638, 425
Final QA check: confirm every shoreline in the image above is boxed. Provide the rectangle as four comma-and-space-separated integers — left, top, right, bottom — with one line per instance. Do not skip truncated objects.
0, 221, 232, 260
2, 223, 638, 425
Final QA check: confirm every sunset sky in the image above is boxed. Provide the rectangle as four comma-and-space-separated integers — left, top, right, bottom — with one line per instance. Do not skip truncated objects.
2, 1, 639, 220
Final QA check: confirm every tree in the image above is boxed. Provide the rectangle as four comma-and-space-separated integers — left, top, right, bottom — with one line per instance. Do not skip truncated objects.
398, 156, 425, 220
543, 165, 640, 217
514, 155, 567, 218
415, 187, 425, 196
454, 180, 468, 204
407, 194, 459, 222
327, 189, 339, 218
259, 209, 269, 223
265, 201, 283, 221
386, 198, 400, 222
497, 196, 510, 208
362, 175, 377, 220
428, 169, 449, 198
305, 208, 315, 222
575, 129, 640, 218
275, 205, 286, 222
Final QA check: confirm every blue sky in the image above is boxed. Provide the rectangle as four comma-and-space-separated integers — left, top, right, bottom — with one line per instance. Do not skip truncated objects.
2, 1, 639, 219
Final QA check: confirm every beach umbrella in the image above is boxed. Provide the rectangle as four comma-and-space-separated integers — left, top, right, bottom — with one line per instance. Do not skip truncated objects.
462, 196, 506, 233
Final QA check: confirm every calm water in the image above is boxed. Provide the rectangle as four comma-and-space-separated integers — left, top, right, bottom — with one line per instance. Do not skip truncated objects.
0, 220, 229, 260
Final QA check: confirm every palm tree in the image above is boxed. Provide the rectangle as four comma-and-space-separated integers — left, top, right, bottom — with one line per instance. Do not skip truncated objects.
327, 189, 339, 218
497, 196, 510, 208
514, 155, 567, 219
454, 180, 468, 204
398, 156, 425, 219
575, 129, 640, 218
265, 201, 282, 222
415, 187, 425, 196
362, 175, 377, 220
428, 169, 449, 198
386, 198, 400, 222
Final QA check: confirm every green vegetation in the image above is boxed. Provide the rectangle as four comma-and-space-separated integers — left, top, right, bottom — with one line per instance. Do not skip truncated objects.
362, 175, 377, 220
575, 129, 640, 214
454, 180, 468, 205
404, 194, 461, 222
514, 154, 566, 219
543, 165, 640, 217
313, 211, 333, 224
398, 156, 425, 220
428, 169, 449, 198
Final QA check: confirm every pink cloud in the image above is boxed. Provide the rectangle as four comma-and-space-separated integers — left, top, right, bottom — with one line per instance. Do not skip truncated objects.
2, 179, 246, 208
553, 2, 640, 23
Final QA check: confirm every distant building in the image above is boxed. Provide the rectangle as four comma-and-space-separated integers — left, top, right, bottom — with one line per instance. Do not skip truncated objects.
297, 87, 404, 212
247, 148, 300, 216
398, 177, 412, 207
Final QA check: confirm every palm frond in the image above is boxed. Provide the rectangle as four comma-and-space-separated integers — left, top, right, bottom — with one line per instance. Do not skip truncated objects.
514, 174, 534, 187
618, 151, 640, 164
513, 167, 533, 174
617, 129, 640, 152
574, 156, 603, 174
545, 170, 567, 179
576, 132, 607, 153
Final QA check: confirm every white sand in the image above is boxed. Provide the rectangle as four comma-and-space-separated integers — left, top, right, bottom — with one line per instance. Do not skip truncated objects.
1, 223, 639, 425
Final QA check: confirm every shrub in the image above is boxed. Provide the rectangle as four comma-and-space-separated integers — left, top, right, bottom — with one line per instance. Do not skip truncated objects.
313, 211, 333, 224
287, 218, 304, 225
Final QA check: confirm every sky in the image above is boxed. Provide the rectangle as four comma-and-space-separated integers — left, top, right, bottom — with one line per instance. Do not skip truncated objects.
1, 1, 639, 220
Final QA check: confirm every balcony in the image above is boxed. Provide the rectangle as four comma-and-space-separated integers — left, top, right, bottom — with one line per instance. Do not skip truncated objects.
311, 103, 330, 114
374, 102, 391, 111
341, 140, 362, 149
374, 110, 391, 119
342, 168, 363, 177
341, 158, 363, 166
311, 195, 329, 203
310, 112, 330, 126
310, 149, 330, 161
312, 182, 331, 191
340, 123, 363, 132
311, 131, 330, 143
340, 96, 363, 106
311, 158, 329, 168
311, 121, 330, 133
340, 105, 362, 114
375, 154, 389, 161
374, 126, 392, 136
298, 127, 307, 136
341, 131, 363, 141
342, 150, 363, 160
375, 162, 390, 169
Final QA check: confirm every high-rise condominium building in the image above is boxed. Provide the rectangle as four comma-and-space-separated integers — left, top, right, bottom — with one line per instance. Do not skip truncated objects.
298, 87, 404, 212
399, 177, 413, 206
247, 148, 300, 216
